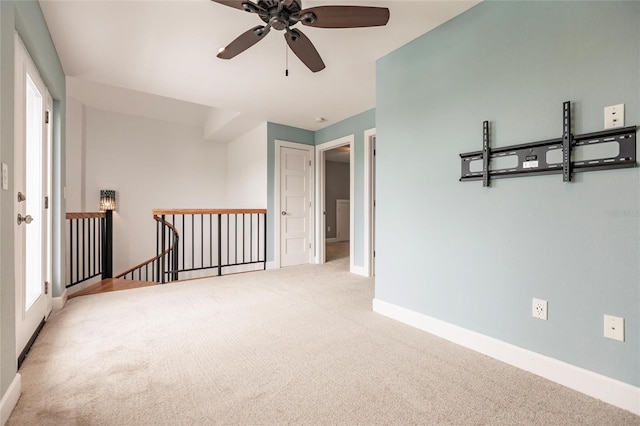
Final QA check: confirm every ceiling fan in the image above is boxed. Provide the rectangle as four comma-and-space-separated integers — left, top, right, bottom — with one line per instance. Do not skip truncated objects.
212, 0, 390, 72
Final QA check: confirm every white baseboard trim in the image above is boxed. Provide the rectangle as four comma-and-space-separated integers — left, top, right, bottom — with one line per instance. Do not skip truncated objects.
52, 288, 68, 310
0, 373, 21, 425
350, 265, 367, 277
372, 298, 640, 415
325, 238, 339, 243
266, 261, 278, 270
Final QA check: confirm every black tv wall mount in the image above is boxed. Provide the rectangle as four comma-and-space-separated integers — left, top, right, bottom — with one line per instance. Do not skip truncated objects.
459, 101, 637, 187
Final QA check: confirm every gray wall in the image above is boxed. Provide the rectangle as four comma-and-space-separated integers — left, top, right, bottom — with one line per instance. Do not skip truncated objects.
376, 1, 639, 385
0, 0, 66, 399
325, 160, 350, 239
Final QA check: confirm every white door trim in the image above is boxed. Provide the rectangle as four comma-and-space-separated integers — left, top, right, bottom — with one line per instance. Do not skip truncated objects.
315, 135, 354, 271
274, 140, 315, 268
364, 128, 376, 277
44, 90, 53, 317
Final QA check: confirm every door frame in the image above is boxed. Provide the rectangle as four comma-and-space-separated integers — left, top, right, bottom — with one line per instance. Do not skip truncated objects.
274, 140, 315, 268
315, 135, 354, 269
364, 128, 376, 277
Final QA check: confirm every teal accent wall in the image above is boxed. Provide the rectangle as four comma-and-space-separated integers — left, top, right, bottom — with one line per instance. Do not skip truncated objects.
266, 122, 315, 262
0, 0, 65, 397
376, 1, 639, 385
316, 109, 375, 268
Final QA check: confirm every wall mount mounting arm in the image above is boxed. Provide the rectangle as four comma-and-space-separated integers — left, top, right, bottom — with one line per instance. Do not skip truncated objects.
459, 101, 636, 184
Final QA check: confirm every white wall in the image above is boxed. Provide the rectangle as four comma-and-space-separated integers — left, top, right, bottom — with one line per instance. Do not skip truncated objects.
65, 97, 84, 212
69, 104, 228, 275
227, 123, 267, 208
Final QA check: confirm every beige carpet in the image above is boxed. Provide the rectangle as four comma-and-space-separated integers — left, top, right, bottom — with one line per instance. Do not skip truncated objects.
9, 256, 639, 425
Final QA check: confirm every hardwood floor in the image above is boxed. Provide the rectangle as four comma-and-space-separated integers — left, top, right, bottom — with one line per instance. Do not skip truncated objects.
68, 278, 158, 299
326, 241, 349, 262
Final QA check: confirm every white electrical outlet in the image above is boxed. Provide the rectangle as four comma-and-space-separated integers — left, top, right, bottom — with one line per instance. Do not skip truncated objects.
604, 315, 624, 342
604, 104, 624, 129
532, 298, 547, 320
2, 163, 8, 190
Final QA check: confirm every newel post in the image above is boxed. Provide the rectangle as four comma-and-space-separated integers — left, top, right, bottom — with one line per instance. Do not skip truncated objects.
102, 209, 113, 279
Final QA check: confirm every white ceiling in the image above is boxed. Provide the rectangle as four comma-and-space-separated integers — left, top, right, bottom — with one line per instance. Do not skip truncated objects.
40, 0, 478, 136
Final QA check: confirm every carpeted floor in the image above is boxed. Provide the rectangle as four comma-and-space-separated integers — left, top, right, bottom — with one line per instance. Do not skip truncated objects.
9, 255, 639, 425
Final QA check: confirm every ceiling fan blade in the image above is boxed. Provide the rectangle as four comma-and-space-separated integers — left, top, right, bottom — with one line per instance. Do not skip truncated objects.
285, 29, 325, 73
217, 26, 270, 59
298, 6, 390, 28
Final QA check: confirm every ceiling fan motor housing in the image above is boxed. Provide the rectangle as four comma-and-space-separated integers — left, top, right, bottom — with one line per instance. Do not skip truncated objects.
258, 0, 302, 29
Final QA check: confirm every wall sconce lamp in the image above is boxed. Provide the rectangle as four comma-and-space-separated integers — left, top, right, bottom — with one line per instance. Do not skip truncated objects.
100, 190, 117, 212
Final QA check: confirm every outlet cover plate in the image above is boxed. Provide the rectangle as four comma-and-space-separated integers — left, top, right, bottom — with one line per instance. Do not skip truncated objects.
532, 298, 548, 320
604, 104, 624, 129
604, 315, 624, 342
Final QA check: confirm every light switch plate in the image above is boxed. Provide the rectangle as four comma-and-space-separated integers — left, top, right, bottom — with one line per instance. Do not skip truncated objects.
604, 104, 624, 129
2, 163, 8, 190
604, 315, 624, 342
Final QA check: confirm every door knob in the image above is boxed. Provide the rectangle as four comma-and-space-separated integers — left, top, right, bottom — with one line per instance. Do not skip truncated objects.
17, 213, 33, 225
281, 211, 287, 216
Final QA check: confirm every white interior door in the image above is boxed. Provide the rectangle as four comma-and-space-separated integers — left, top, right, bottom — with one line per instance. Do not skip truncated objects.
336, 199, 350, 242
15, 34, 51, 359
280, 146, 311, 267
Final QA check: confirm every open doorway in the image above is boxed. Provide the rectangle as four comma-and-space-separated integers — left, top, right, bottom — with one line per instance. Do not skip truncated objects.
315, 135, 354, 270
325, 147, 350, 263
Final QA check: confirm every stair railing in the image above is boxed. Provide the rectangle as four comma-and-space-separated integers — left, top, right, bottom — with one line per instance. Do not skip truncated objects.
154, 209, 267, 283
115, 215, 178, 282
65, 210, 113, 288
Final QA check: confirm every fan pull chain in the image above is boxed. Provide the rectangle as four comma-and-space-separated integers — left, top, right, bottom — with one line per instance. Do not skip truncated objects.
285, 43, 289, 77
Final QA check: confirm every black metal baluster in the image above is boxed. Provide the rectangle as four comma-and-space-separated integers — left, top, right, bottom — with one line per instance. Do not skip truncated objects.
191, 214, 195, 270
201, 214, 204, 268
75, 219, 79, 283
210, 214, 213, 267
243, 214, 246, 264
92, 217, 96, 277
156, 218, 160, 283
161, 215, 166, 284
69, 219, 74, 286
182, 215, 185, 272
218, 214, 222, 276
99, 216, 103, 277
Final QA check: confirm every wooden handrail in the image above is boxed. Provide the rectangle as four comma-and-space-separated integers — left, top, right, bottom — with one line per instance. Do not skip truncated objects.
66, 212, 105, 219
153, 208, 267, 216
